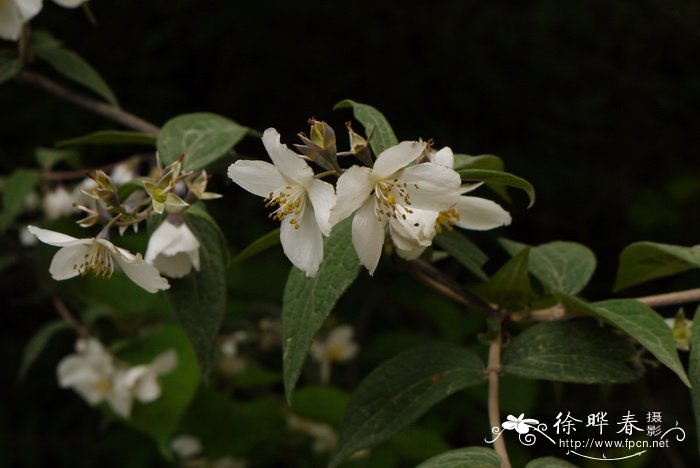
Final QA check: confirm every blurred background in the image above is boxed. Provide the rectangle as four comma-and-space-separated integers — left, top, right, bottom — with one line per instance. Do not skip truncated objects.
2, 0, 700, 466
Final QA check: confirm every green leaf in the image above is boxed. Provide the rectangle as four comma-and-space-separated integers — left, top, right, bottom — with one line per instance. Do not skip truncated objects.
330, 344, 486, 467
229, 228, 280, 268
0, 50, 22, 84
164, 207, 228, 375
502, 320, 641, 383
282, 218, 360, 401
291, 386, 349, 426
18, 320, 71, 381
433, 231, 488, 280
0, 168, 41, 232
35, 147, 78, 171
452, 154, 504, 172
500, 239, 596, 295
416, 447, 502, 468
690, 305, 700, 458
614, 241, 700, 291
32, 30, 119, 106
157, 113, 249, 171
561, 295, 691, 387
475, 248, 534, 310
123, 324, 200, 448
56, 130, 156, 147
526, 457, 578, 468
334, 99, 398, 155
458, 169, 535, 208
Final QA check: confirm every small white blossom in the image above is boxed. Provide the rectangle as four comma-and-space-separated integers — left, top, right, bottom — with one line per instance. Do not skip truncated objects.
330, 141, 461, 274
18, 225, 38, 246
310, 325, 359, 384
28, 225, 170, 293
0, 0, 87, 41
287, 414, 338, 453
170, 434, 203, 460
145, 217, 200, 278
666, 312, 692, 351
42, 186, 77, 220
228, 128, 336, 277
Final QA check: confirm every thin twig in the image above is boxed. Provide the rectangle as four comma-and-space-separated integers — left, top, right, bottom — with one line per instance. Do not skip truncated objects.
487, 325, 511, 468
513, 286, 700, 322
14, 70, 160, 135
52, 296, 89, 337
43, 153, 154, 181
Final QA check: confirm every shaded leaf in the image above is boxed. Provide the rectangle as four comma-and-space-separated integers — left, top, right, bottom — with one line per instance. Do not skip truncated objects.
416, 447, 501, 468
165, 206, 228, 375
615, 241, 700, 291
18, 320, 71, 381
282, 218, 360, 401
526, 456, 578, 468
561, 295, 690, 387
690, 305, 700, 458
229, 228, 280, 267
475, 248, 534, 310
0, 49, 22, 83
433, 231, 488, 280
157, 113, 248, 171
501, 239, 596, 295
35, 147, 78, 171
458, 169, 535, 208
452, 154, 504, 172
32, 30, 118, 106
0, 168, 41, 231
56, 130, 156, 147
334, 99, 398, 155
291, 386, 349, 426
502, 320, 641, 383
330, 344, 486, 467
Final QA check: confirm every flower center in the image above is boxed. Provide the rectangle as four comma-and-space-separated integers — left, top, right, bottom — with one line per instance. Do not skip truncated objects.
265, 185, 306, 229
94, 377, 112, 395
74, 241, 114, 278
373, 179, 414, 222
435, 208, 461, 233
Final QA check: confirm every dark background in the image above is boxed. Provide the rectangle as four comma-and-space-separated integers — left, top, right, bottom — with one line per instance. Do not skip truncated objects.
2, 0, 700, 466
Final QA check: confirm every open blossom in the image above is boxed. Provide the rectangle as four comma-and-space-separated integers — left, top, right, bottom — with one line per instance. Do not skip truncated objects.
502, 413, 540, 434
43, 186, 78, 220
0, 0, 88, 41
310, 325, 359, 384
145, 217, 200, 278
28, 225, 169, 293
330, 141, 461, 274
57, 338, 177, 418
228, 128, 336, 277
430, 147, 511, 232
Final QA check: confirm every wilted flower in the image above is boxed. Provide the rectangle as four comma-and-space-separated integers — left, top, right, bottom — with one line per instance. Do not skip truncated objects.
330, 140, 461, 274
28, 225, 170, 293
145, 216, 200, 278
185, 170, 222, 201
228, 128, 336, 277
310, 325, 359, 384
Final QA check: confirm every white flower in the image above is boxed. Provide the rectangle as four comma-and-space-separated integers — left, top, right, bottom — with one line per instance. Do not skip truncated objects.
0, 0, 41, 41
18, 225, 38, 246
330, 141, 461, 274
27, 225, 170, 293
170, 434, 203, 460
228, 128, 336, 277
145, 217, 200, 278
502, 413, 540, 434
287, 414, 338, 453
430, 147, 512, 232
0, 0, 87, 41
666, 313, 692, 351
58, 339, 177, 418
42, 186, 77, 220
310, 325, 359, 384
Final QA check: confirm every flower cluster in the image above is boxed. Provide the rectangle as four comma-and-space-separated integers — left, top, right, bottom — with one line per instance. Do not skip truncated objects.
29, 155, 220, 292
228, 121, 511, 277
57, 337, 177, 418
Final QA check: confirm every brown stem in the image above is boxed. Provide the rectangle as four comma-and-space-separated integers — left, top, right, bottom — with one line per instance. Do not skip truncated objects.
14, 70, 160, 135
487, 326, 511, 468
52, 296, 89, 337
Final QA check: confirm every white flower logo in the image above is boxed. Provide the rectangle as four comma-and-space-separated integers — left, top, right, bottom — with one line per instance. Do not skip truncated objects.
502, 413, 540, 434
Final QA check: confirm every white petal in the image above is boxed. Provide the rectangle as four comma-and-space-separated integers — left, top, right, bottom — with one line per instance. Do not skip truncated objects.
454, 196, 512, 231
372, 141, 426, 179
395, 246, 426, 260
114, 253, 170, 293
52, 0, 87, 8
502, 421, 517, 430
329, 165, 374, 226
459, 182, 485, 195
227, 160, 285, 198
280, 205, 324, 277
151, 350, 178, 375
401, 163, 461, 210
153, 253, 194, 278
432, 147, 454, 168
15, 0, 42, 20
49, 244, 90, 280
133, 373, 162, 402
145, 221, 178, 262
57, 355, 99, 388
306, 179, 336, 236
171, 435, 203, 459
388, 208, 437, 251
106, 382, 134, 418
262, 128, 314, 184
27, 225, 82, 247
0, 1, 24, 41
351, 198, 385, 275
